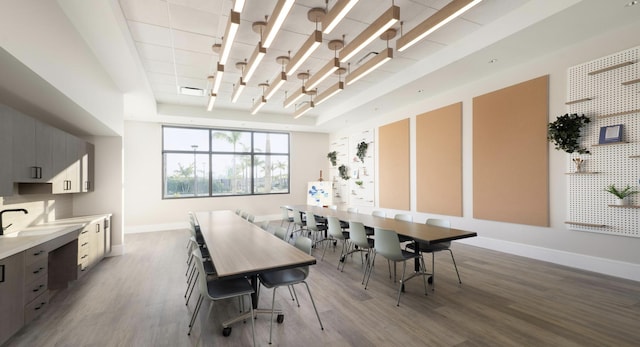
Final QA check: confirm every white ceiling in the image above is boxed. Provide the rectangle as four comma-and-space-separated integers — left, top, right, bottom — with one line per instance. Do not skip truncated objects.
1, 0, 639, 135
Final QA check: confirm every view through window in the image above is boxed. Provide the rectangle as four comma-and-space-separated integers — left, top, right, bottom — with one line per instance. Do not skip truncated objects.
162, 126, 290, 198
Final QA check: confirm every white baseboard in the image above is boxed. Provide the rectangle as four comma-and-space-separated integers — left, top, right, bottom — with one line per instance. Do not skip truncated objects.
459, 236, 640, 282
106, 244, 125, 257
125, 222, 188, 234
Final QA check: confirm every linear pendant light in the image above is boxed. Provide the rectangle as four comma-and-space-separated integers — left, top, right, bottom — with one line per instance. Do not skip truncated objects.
322, 0, 359, 34
219, 11, 240, 65
286, 30, 322, 76
231, 77, 246, 103
315, 81, 344, 105
207, 91, 216, 111
212, 63, 224, 93
306, 57, 340, 90
397, 0, 482, 52
263, 0, 296, 48
265, 71, 287, 100
251, 96, 267, 115
243, 43, 267, 82
293, 101, 314, 119
232, 0, 245, 12
346, 47, 393, 85
339, 5, 399, 63
284, 86, 306, 108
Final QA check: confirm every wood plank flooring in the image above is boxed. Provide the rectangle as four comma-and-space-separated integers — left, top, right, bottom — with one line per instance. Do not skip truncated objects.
5, 224, 640, 346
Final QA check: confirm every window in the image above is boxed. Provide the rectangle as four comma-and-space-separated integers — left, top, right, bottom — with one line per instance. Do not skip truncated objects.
162, 126, 289, 199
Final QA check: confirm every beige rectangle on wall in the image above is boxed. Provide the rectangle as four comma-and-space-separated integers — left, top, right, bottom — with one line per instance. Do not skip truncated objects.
473, 75, 549, 226
379, 118, 410, 210
416, 102, 462, 216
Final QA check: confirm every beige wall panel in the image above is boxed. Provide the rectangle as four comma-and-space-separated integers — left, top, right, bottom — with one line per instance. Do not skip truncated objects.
473, 75, 549, 226
416, 102, 463, 216
379, 118, 410, 210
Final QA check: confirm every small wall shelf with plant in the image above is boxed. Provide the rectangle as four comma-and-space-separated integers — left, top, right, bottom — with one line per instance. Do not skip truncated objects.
565, 98, 593, 105
327, 151, 337, 167
548, 113, 591, 154
338, 164, 350, 180
604, 184, 638, 206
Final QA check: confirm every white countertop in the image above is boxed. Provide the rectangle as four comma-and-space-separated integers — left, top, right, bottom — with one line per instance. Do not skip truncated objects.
0, 214, 111, 259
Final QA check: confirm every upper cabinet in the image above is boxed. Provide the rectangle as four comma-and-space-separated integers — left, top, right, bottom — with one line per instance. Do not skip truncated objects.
0, 104, 94, 196
0, 106, 14, 196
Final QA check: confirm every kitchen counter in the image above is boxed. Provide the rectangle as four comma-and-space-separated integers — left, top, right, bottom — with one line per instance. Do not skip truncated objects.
0, 214, 111, 260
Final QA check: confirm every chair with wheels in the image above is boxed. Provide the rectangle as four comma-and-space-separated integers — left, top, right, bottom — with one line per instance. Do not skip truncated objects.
187, 249, 256, 346
258, 236, 324, 344
406, 218, 461, 290
365, 228, 428, 306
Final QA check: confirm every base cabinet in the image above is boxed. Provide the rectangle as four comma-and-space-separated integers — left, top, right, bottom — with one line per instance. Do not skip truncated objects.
0, 252, 25, 345
77, 216, 110, 278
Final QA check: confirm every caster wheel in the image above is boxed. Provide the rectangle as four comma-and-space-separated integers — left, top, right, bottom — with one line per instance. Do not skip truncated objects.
222, 327, 232, 337
339, 256, 345, 263
428, 276, 433, 284
401, 284, 405, 293
333, 240, 337, 246
277, 314, 284, 324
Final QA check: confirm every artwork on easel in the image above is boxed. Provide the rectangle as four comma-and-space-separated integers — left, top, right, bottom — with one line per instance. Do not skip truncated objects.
307, 181, 332, 206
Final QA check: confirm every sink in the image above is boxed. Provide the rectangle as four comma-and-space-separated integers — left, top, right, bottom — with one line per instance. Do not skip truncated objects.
1, 224, 83, 238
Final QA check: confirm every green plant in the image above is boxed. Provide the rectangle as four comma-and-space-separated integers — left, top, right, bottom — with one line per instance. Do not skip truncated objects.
357, 141, 368, 162
604, 184, 638, 199
355, 180, 363, 186
338, 164, 350, 180
327, 151, 337, 166
547, 113, 591, 154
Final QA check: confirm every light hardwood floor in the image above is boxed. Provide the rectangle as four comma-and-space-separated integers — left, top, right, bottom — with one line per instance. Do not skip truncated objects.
5, 225, 640, 346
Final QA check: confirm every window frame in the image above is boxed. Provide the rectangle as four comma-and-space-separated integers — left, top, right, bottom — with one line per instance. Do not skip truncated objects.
162, 125, 290, 199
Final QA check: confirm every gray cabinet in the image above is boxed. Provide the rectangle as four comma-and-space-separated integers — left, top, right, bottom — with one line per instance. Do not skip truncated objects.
51, 128, 82, 194
81, 142, 95, 192
0, 252, 25, 345
77, 216, 110, 277
10, 108, 54, 183
0, 106, 13, 196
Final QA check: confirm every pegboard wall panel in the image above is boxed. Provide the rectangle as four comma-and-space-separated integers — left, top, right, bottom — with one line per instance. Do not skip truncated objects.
329, 130, 376, 209
566, 45, 640, 237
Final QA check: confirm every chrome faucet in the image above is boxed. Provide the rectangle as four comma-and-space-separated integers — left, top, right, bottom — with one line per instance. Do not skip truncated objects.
0, 209, 29, 235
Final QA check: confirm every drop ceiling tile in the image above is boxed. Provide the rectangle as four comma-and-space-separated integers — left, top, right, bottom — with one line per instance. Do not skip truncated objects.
171, 29, 217, 55
119, 0, 169, 27
168, 3, 220, 36
128, 21, 171, 47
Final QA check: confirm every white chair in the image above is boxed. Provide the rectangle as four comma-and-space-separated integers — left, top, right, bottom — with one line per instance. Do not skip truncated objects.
394, 213, 412, 222
305, 211, 327, 245
280, 206, 293, 231
348, 221, 374, 283
321, 216, 350, 270
259, 236, 324, 344
365, 228, 428, 306
371, 210, 386, 218
289, 209, 306, 241
188, 249, 256, 346
406, 218, 461, 290
347, 207, 358, 213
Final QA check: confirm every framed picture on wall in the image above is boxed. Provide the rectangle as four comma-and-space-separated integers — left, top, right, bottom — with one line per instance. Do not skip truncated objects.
599, 124, 623, 144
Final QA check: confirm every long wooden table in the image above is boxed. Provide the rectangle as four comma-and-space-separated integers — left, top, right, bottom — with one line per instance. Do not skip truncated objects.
194, 210, 316, 324
286, 205, 477, 245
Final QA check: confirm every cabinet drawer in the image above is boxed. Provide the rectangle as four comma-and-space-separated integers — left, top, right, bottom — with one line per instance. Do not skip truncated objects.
24, 245, 47, 266
77, 259, 89, 277
24, 291, 49, 324
24, 258, 47, 284
24, 276, 48, 304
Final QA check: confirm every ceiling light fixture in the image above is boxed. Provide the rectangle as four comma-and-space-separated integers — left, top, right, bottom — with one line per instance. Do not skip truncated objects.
293, 100, 314, 119
232, 0, 246, 12
286, 8, 325, 76
231, 62, 247, 103
219, 10, 240, 65
315, 81, 344, 105
346, 28, 395, 86
306, 39, 343, 90
284, 72, 309, 108
207, 91, 216, 111
265, 56, 290, 100
243, 22, 268, 83
339, 5, 399, 63
397, 0, 482, 52
251, 83, 269, 115
322, 0, 359, 34
262, 0, 296, 48
212, 63, 224, 93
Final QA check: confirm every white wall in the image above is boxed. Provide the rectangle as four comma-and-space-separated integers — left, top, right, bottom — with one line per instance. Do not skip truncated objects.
73, 136, 124, 255
123, 121, 329, 232
331, 21, 640, 280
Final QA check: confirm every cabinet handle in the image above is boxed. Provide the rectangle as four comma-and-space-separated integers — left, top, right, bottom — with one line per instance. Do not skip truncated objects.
0, 264, 4, 283
81, 242, 89, 246
81, 255, 88, 259
30, 166, 43, 179
81, 229, 89, 234
96, 224, 100, 233
32, 284, 45, 292
37, 167, 42, 179
34, 302, 46, 310
33, 250, 45, 256
32, 267, 45, 274
85, 181, 90, 190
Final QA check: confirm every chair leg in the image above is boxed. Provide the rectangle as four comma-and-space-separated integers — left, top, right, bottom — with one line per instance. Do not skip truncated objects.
448, 249, 462, 284
302, 281, 324, 330
364, 252, 377, 289
269, 287, 278, 345
420, 256, 428, 296
287, 285, 296, 301
291, 285, 300, 307
188, 294, 204, 335
186, 272, 198, 305
361, 249, 372, 285
338, 240, 349, 271
247, 294, 256, 347
396, 262, 408, 306
431, 252, 436, 291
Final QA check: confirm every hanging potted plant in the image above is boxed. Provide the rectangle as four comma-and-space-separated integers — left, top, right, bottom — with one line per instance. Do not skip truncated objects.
547, 113, 591, 154
338, 164, 350, 180
356, 141, 368, 163
327, 151, 337, 167
604, 184, 638, 205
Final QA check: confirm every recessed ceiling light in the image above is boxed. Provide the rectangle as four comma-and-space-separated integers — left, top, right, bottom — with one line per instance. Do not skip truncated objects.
488, 58, 498, 63
625, 1, 637, 7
